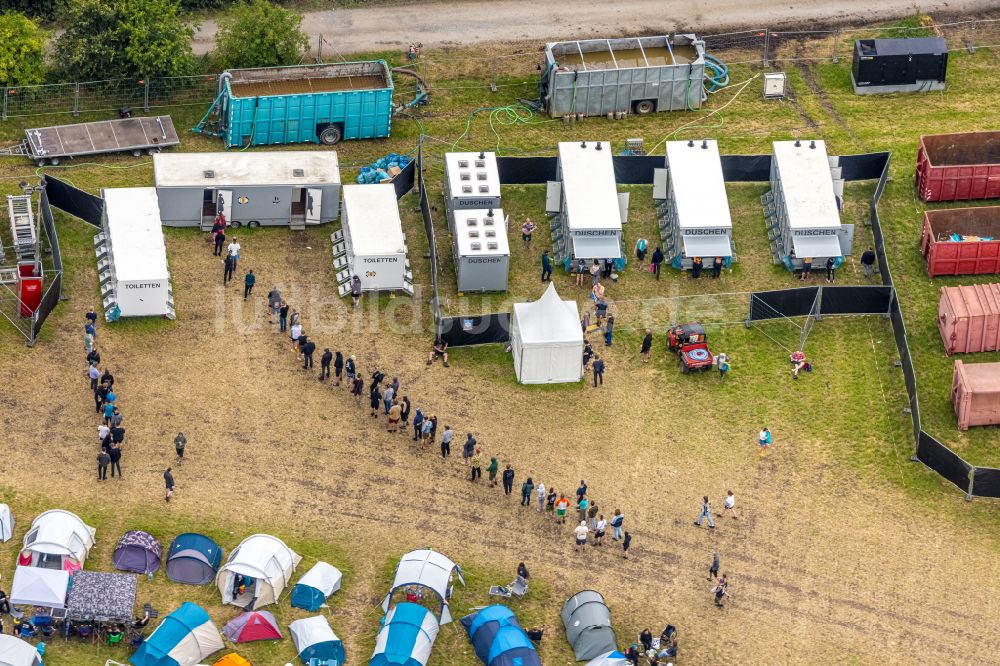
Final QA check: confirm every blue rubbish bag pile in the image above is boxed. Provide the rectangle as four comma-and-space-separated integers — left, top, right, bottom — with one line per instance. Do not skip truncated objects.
356, 153, 413, 184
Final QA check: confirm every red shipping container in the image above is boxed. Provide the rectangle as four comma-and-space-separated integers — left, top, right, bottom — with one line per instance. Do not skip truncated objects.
938, 284, 1000, 354
921, 207, 1000, 276
16, 261, 42, 318
952, 360, 1000, 430
916, 132, 1000, 202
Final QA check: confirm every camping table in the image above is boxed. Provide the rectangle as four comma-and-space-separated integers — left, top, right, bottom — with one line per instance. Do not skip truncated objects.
65, 571, 137, 638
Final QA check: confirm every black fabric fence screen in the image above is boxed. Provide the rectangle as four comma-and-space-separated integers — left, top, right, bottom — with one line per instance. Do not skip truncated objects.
971, 467, 1000, 498
43, 174, 103, 227
439, 313, 511, 347
28, 186, 64, 346
393, 159, 417, 199
818, 286, 893, 316
749, 288, 818, 320
916, 431, 972, 493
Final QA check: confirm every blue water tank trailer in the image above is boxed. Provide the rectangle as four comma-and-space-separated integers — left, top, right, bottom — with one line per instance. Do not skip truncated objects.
195, 61, 394, 148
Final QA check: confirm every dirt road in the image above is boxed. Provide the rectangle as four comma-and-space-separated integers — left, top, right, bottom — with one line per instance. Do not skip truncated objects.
192, 0, 997, 55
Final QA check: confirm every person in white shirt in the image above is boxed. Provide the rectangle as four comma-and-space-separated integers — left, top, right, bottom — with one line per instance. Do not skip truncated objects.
227, 238, 241, 270
574, 521, 589, 552
594, 515, 607, 546
722, 490, 737, 519
536, 482, 546, 512
290, 323, 303, 354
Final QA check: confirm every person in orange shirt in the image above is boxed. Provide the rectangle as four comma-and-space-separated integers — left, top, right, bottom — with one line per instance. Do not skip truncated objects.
554, 495, 570, 524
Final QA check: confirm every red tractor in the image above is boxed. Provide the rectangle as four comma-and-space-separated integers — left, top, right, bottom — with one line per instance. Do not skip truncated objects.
667, 322, 714, 373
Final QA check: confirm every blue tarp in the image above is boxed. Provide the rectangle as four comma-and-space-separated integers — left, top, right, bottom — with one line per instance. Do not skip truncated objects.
462, 605, 540, 666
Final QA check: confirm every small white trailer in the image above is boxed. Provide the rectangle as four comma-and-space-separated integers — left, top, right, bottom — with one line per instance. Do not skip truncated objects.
443, 151, 501, 213
332, 184, 412, 295
452, 208, 510, 293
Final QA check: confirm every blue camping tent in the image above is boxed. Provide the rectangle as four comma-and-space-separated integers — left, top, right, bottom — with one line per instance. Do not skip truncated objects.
289, 616, 345, 666
291, 562, 342, 611
370, 602, 440, 666
165, 533, 223, 585
461, 605, 541, 666
130, 602, 224, 666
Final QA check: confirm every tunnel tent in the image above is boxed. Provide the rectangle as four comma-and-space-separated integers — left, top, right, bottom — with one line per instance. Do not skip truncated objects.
510, 283, 584, 384
113, 530, 162, 574
585, 651, 629, 666
165, 533, 223, 585
370, 602, 441, 666
289, 616, 345, 666
0, 504, 12, 542
461, 605, 541, 666
380, 549, 465, 624
0, 635, 42, 666
9, 566, 69, 609
561, 590, 618, 662
291, 561, 343, 611
129, 602, 225, 666
216, 534, 301, 609
222, 610, 282, 643
19, 509, 96, 571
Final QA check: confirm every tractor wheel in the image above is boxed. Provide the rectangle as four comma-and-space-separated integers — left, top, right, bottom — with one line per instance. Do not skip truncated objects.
681, 363, 689, 374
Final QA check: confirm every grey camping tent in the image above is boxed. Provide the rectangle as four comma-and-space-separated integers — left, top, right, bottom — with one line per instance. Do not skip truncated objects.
561, 590, 617, 661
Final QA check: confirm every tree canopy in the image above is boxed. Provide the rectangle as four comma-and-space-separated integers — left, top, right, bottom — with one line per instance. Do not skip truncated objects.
0, 12, 46, 85
214, 0, 309, 71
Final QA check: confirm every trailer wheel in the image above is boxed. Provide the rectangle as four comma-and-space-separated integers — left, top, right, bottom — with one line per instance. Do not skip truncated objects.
49, 157, 59, 166
132, 150, 142, 157
229, 220, 242, 229
146, 147, 160, 155
248, 220, 260, 228
36, 159, 45, 167
634, 99, 656, 115
319, 125, 342, 145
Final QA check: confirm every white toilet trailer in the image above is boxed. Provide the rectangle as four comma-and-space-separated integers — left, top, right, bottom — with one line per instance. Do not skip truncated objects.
765, 140, 848, 270
95, 188, 174, 321
336, 184, 411, 294
444, 151, 501, 215
452, 208, 510, 293
153, 151, 341, 230
661, 139, 734, 269
548, 140, 625, 267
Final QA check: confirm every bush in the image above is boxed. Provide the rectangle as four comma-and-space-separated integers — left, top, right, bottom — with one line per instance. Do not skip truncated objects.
213, 0, 309, 70
52, 0, 197, 81
0, 0, 65, 17
0, 12, 47, 85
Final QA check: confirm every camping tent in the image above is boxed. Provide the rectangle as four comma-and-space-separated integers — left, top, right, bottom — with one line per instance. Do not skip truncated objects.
113, 530, 162, 574
585, 651, 628, 666
291, 562, 342, 611
510, 283, 584, 384
370, 602, 440, 666
561, 591, 617, 662
216, 534, 301, 609
0, 635, 42, 666
380, 549, 465, 624
19, 509, 96, 571
461, 605, 541, 666
129, 601, 224, 666
9, 566, 69, 609
213, 654, 251, 666
165, 533, 223, 585
289, 616, 345, 666
0, 504, 13, 542
222, 611, 282, 643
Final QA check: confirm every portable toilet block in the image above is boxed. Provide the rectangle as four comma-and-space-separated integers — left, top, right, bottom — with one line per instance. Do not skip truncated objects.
338, 184, 412, 294
444, 151, 501, 216
764, 140, 849, 270
548, 140, 625, 267
452, 208, 510, 293
95, 188, 174, 321
661, 139, 734, 270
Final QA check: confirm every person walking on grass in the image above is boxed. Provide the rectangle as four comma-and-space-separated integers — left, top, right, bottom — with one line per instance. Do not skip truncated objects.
440, 425, 453, 457
279, 302, 289, 333
708, 552, 720, 580
213, 227, 225, 256
319, 348, 332, 381
487, 456, 499, 487
470, 448, 483, 482
223, 253, 235, 285
592, 355, 605, 387
502, 464, 515, 496
164, 467, 176, 502
622, 531, 632, 559
267, 286, 281, 323
825, 256, 836, 283
717, 352, 730, 380
635, 237, 648, 271
462, 433, 476, 464
721, 490, 737, 519
604, 314, 614, 347
651, 246, 664, 280
521, 218, 536, 249
594, 515, 606, 546
351, 275, 362, 308
227, 238, 241, 271
541, 250, 552, 282
536, 481, 546, 512
555, 494, 570, 524
574, 521, 589, 552
333, 352, 344, 386
243, 269, 255, 300
84, 331, 94, 353
641, 329, 653, 363
712, 574, 729, 608
97, 449, 110, 481
695, 495, 715, 529
174, 432, 186, 462
758, 427, 772, 456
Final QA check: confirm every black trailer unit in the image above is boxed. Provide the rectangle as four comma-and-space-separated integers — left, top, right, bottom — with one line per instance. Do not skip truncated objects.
851, 37, 947, 95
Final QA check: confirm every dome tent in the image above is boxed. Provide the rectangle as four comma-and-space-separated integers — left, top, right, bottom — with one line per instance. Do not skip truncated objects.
291, 561, 342, 611
585, 651, 629, 666
0, 503, 13, 543
370, 602, 440, 666
510, 283, 584, 384
216, 534, 301, 609
561, 590, 617, 662
289, 616, 345, 665
165, 533, 223, 585
20, 509, 96, 571
461, 605, 541, 666
380, 549, 464, 624
113, 530, 162, 574
0, 635, 42, 666
129, 601, 224, 666
222, 610, 282, 643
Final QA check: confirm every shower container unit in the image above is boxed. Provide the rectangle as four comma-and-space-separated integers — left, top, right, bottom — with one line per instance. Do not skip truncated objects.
443, 151, 501, 217
541, 34, 707, 118
450, 208, 510, 293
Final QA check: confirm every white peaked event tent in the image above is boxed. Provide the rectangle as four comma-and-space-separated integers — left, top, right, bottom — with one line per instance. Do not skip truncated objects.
10, 566, 69, 609
0, 504, 13, 542
216, 534, 301, 609
20, 509, 96, 570
510, 283, 584, 384
381, 550, 465, 624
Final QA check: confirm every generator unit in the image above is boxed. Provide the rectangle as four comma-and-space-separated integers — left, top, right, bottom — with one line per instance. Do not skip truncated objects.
851, 37, 947, 95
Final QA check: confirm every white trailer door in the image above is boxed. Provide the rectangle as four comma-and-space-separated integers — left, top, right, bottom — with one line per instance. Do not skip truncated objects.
306, 188, 323, 225
217, 189, 233, 221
